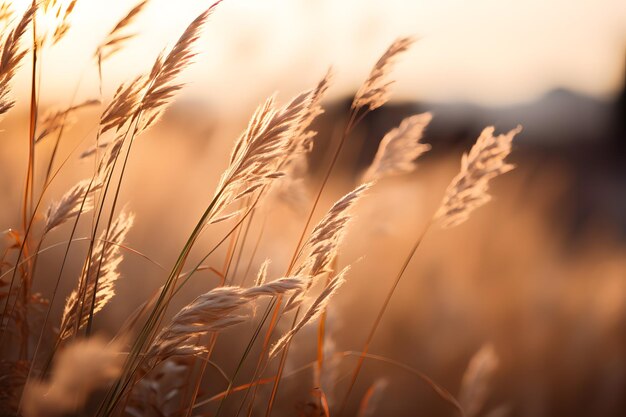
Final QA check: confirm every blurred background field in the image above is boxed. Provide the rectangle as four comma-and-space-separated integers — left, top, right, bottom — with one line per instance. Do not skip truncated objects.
1, 1, 625, 416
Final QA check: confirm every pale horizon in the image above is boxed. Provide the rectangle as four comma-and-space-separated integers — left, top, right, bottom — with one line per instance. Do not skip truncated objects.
5, 0, 626, 116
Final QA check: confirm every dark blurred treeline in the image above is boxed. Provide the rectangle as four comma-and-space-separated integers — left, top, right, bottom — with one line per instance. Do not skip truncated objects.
309, 61, 626, 243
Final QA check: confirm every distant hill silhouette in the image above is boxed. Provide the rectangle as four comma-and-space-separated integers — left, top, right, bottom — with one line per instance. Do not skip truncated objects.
309, 76, 626, 240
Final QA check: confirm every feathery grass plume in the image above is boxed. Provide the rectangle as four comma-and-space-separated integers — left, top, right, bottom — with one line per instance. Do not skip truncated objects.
270, 266, 350, 357
435, 125, 522, 228
352, 36, 414, 112
136, 2, 220, 133
362, 112, 432, 182
297, 183, 370, 278
148, 277, 303, 361
210, 89, 314, 222
36, 99, 100, 143
95, 0, 149, 62
0, 4, 35, 116
43, 178, 103, 234
284, 183, 370, 312
22, 336, 125, 417
270, 70, 332, 210
357, 379, 389, 417
459, 344, 500, 417
243, 276, 304, 297
100, 75, 149, 133
288, 68, 332, 162
59, 211, 134, 341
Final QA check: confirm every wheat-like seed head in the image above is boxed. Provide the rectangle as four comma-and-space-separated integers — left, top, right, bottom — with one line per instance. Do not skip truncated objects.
362, 112, 432, 182
0, 4, 35, 116
435, 125, 522, 228
352, 36, 415, 112
59, 211, 134, 341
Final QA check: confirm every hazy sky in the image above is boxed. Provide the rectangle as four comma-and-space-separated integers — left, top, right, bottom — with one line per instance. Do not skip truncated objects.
7, 0, 626, 114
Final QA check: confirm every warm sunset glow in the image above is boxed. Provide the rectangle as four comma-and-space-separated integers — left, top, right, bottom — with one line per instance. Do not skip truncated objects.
6, 0, 626, 114
1, 2, 624, 416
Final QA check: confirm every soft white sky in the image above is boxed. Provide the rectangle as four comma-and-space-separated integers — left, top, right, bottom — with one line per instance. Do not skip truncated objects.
8, 0, 626, 114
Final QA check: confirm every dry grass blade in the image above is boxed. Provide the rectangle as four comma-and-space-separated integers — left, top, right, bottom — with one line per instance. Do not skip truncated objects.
270, 266, 350, 358
22, 336, 125, 417
43, 178, 103, 234
36, 99, 100, 143
352, 36, 415, 112
435, 125, 522, 228
362, 112, 432, 182
459, 344, 499, 417
0, 4, 35, 116
96, 0, 149, 62
148, 277, 303, 361
59, 211, 134, 340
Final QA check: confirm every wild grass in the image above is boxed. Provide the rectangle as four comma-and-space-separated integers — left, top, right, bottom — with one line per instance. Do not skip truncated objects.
0, 2, 531, 416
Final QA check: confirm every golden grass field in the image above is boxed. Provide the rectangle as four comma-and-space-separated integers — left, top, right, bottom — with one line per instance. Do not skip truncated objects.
0, 2, 624, 417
